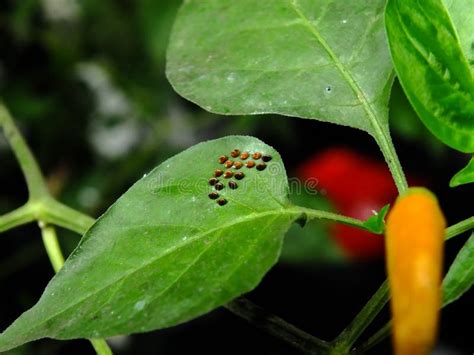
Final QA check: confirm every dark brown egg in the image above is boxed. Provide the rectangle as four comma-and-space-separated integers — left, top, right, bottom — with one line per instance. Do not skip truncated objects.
235, 172, 245, 180
215, 182, 224, 190
228, 181, 238, 189
262, 155, 273, 162
224, 170, 233, 178
218, 155, 228, 164
252, 152, 262, 160
230, 149, 240, 158
256, 163, 267, 171
209, 178, 218, 186
208, 192, 219, 200
240, 152, 249, 160
214, 169, 224, 177
217, 198, 228, 206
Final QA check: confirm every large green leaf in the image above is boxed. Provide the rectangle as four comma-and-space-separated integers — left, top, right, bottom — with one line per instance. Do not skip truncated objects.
0, 136, 299, 351
385, 0, 474, 152
450, 157, 474, 187
166, 0, 394, 136
443, 232, 474, 306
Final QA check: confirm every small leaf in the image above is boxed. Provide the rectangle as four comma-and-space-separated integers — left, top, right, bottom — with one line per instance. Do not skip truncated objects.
166, 0, 394, 137
385, 0, 474, 152
0, 136, 299, 351
450, 157, 474, 187
362, 204, 390, 234
443, 232, 474, 306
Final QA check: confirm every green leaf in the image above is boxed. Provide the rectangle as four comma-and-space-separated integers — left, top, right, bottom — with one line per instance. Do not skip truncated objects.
443, 232, 474, 306
362, 204, 390, 234
166, 0, 394, 136
442, 0, 474, 67
385, 0, 474, 152
450, 157, 474, 187
0, 136, 300, 351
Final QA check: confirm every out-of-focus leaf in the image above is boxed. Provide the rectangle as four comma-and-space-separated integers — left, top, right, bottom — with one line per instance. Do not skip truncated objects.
450, 157, 474, 187
443, 233, 474, 306
385, 0, 474, 152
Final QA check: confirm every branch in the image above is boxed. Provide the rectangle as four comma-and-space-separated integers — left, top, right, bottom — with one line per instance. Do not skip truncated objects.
0, 101, 112, 355
0, 101, 50, 201
351, 322, 391, 354
225, 297, 330, 354
0, 204, 35, 233
446, 216, 474, 240
331, 281, 389, 352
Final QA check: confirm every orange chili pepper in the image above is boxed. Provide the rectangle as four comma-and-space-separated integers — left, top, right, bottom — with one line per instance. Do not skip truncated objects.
385, 187, 446, 355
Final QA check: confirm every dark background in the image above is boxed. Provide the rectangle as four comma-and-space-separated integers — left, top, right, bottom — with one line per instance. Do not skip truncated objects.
0, 1, 472, 354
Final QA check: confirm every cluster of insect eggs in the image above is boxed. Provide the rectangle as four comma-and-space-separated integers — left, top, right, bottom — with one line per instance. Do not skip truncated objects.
208, 148, 272, 206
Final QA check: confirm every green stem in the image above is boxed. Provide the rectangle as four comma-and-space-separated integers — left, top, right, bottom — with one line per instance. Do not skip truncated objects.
296, 207, 370, 229
40, 223, 65, 273
351, 322, 391, 354
289, 205, 385, 233
226, 297, 330, 354
0, 204, 35, 233
40, 199, 96, 234
0, 200, 95, 236
39, 222, 113, 355
89, 339, 114, 355
0, 101, 50, 201
342, 216, 473, 353
331, 281, 389, 353
0, 101, 112, 355
373, 127, 408, 194
446, 216, 474, 240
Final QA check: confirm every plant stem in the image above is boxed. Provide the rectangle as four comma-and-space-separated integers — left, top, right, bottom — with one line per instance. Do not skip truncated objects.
374, 129, 408, 194
0, 101, 112, 355
89, 339, 114, 355
40, 223, 65, 273
296, 207, 368, 229
0, 101, 50, 201
226, 297, 330, 354
39, 222, 113, 355
0, 204, 35, 233
351, 322, 391, 354
331, 281, 389, 353
0, 200, 96, 236
40, 199, 96, 234
289, 206, 384, 233
446, 216, 474, 240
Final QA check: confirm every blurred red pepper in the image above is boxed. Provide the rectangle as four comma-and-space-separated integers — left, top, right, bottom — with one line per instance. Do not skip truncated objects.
297, 147, 419, 261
